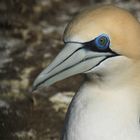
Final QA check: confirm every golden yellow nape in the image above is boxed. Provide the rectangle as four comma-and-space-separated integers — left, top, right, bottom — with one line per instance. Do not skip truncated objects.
64, 5, 140, 59
32, 5, 140, 140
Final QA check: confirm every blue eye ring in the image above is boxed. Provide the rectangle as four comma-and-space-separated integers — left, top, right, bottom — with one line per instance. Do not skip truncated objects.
95, 34, 110, 50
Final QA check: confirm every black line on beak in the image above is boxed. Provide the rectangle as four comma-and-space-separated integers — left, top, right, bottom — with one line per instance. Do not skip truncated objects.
85, 54, 119, 73
46, 45, 83, 74
33, 54, 100, 91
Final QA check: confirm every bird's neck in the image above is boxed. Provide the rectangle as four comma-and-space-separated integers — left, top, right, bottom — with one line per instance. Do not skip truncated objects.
63, 62, 140, 140
83, 61, 140, 113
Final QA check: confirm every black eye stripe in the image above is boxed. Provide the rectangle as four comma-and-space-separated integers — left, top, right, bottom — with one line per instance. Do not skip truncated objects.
82, 34, 113, 53
83, 40, 109, 52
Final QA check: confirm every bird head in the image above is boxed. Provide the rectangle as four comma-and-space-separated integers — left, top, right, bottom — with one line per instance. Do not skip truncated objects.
32, 5, 140, 91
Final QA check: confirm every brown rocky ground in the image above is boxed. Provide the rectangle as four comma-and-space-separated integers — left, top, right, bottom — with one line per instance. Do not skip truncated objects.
0, 0, 140, 140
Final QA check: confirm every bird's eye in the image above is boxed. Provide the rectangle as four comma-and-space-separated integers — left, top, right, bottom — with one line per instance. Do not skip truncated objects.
95, 35, 110, 50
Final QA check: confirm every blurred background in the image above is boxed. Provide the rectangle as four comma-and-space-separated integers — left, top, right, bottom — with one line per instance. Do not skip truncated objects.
0, 0, 140, 140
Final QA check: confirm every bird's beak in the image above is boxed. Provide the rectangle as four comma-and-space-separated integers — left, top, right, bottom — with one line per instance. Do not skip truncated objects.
32, 43, 114, 91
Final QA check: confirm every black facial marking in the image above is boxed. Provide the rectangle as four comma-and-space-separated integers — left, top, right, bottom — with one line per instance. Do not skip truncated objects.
82, 34, 118, 55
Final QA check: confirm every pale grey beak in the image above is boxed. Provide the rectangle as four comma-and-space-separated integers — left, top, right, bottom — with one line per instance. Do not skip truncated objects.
32, 43, 113, 91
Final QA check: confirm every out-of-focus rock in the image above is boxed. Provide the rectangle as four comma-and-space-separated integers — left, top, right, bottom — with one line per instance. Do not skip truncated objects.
0, 100, 9, 109
0, 38, 26, 72
50, 92, 75, 111
14, 129, 36, 140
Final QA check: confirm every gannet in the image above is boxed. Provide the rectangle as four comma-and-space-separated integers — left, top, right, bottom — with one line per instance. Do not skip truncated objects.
32, 5, 140, 140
